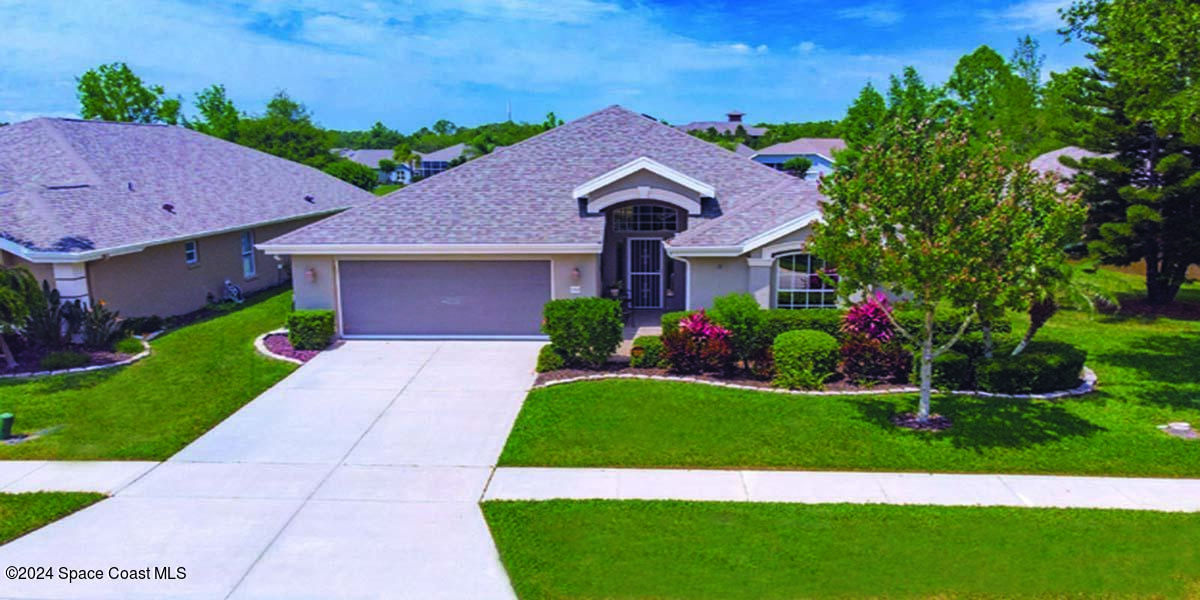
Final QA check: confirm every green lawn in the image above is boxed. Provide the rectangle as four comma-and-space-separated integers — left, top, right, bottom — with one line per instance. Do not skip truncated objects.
373, 184, 403, 196
0, 492, 105, 545
483, 500, 1200, 599
500, 270, 1200, 477
0, 290, 295, 460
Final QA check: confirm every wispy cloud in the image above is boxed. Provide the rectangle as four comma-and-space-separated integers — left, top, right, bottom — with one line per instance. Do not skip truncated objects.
991, 0, 1071, 31
836, 2, 904, 26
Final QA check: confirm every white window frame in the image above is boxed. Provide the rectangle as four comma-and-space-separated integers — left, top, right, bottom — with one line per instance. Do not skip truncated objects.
240, 231, 256, 278
184, 240, 199, 265
775, 253, 838, 309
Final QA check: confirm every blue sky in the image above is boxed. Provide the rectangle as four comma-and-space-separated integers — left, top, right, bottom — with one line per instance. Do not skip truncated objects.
0, 0, 1088, 132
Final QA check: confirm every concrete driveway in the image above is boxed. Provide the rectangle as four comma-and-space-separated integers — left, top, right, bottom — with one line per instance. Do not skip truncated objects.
0, 340, 542, 600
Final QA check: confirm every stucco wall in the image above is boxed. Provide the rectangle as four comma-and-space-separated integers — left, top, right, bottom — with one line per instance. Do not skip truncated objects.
0, 251, 55, 287
87, 218, 322, 317
290, 254, 601, 327
685, 256, 749, 310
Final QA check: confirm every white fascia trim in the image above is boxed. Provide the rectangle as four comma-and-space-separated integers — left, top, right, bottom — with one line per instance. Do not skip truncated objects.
572, 157, 716, 200
665, 209, 823, 258
4, 209, 347, 264
258, 243, 603, 256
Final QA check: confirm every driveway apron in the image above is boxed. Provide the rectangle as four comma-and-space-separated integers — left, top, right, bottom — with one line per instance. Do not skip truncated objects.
0, 340, 542, 600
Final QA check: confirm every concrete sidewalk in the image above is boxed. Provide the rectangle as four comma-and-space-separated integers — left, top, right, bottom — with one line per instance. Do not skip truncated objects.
484, 467, 1200, 512
0, 460, 157, 493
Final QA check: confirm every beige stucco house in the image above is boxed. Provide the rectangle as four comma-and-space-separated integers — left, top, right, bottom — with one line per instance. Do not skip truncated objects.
261, 106, 833, 338
0, 118, 372, 317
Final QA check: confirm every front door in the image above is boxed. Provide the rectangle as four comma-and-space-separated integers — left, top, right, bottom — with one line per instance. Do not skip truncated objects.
628, 238, 663, 309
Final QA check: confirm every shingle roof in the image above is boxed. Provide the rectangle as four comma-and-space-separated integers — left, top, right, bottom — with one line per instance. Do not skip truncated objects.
266, 105, 820, 250
419, 143, 469, 162
334, 148, 394, 169
0, 118, 372, 256
1030, 146, 1103, 179
677, 121, 769, 137
755, 138, 847, 158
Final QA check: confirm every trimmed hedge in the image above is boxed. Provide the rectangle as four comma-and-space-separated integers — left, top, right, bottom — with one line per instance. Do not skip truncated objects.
892, 307, 1013, 342
287, 310, 335, 350
930, 351, 974, 391
976, 342, 1088, 394
630, 335, 667, 368
772, 330, 839, 390
535, 345, 566, 373
39, 351, 90, 371
710, 293, 767, 365
661, 311, 697, 336
762, 309, 846, 341
542, 298, 623, 368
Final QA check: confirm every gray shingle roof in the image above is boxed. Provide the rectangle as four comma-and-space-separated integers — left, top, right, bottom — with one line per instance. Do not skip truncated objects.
677, 121, 769, 137
755, 138, 847, 158
419, 143, 469, 162
0, 118, 373, 256
334, 148, 395, 169
266, 106, 820, 250
1030, 146, 1103, 179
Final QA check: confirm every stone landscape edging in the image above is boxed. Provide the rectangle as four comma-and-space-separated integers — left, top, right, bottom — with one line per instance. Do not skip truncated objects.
253, 328, 305, 365
0, 337, 153, 380
533, 367, 1098, 401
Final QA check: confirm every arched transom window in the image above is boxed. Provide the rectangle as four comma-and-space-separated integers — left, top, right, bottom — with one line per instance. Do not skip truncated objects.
612, 205, 678, 232
776, 253, 838, 309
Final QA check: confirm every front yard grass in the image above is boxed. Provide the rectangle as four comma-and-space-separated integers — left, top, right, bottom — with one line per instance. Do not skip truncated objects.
500, 270, 1200, 477
0, 290, 295, 460
483, 500, 1200, 599
0, 492, 105, 545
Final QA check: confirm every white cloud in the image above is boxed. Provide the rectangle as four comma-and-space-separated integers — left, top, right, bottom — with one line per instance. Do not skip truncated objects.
992, 0, 1072, 31
836, 2, 903, 26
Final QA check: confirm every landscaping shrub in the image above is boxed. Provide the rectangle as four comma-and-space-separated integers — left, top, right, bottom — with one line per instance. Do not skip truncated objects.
535, 345, 566, 373
976, 342, 1087, 394
630, 335, 667, 369
541, 298, 623, 368
39, 351, 90, 371
709, 293, 766, 366
892, 305, 1012, 341
761, 309, 846, 341
286, 309, 335, 351
929, 350, 975, 391
80, 301, 123, 351
121, 315, 164, 336
661, 310, 697, 336
662, 310, 734, 375
24, 282, 72, 350
840, 333, 912, 385
772, 330, 839, 390
842, 291, 894, 341
114, 337, 145, 355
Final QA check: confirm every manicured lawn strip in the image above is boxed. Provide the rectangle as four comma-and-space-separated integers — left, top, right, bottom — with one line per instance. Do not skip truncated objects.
0, 492, 105, 545
483, 500, 1200, 599
501, 272, 1200, 476
0, 290, 295, 460
373, 184, 403, 196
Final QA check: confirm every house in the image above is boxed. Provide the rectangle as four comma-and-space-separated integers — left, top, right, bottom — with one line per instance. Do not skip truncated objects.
333, 148, 411, 184
677, 111, 768, 140
415, 143, 470, 179
752, 138, 847, 177
0, 118, 373, 317
260, 106, 830, 338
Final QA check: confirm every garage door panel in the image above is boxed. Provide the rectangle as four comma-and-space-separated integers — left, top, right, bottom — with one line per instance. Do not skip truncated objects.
339, 260, 550, 336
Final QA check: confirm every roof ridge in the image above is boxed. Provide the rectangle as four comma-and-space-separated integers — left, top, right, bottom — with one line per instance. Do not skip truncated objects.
35, 118, 105, 187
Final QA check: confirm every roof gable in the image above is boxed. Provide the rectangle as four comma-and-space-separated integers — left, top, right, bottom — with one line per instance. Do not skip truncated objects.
572, 157, 713, 215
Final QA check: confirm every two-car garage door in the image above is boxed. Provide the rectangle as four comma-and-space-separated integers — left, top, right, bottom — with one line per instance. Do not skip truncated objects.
338, 260, 551, 337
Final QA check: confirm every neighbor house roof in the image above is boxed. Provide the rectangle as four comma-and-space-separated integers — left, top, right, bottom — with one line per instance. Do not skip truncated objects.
677, 121, 769, 137
0, 118, 372, 261
263, 105, 820, 252
1030, 146, 1103, 179
754, 138, 847, 159
334, 148, 396, 170
419, 143, 469, 162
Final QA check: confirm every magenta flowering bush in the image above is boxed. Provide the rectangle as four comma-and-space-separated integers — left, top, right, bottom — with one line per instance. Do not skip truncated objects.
664, 310, 734, 374
679, 310, 732, 341
841, 291, 894, 342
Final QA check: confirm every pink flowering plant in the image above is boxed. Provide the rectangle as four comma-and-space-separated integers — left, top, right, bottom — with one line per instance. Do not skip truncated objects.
663, 310, 734, 374
841, 291, 894, 342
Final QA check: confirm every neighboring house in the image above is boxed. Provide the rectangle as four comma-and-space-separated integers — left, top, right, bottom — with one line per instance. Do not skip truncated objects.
752, 138, 847, 177
261, 106, 830, 339
0, 118, 373, 317
333, 148, 412, 184
1030, 146, 1102, 180
677, 111, 768, 140
415, 143, 470, 179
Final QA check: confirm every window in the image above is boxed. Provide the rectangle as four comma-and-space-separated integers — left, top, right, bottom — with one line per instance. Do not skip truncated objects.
184, 240, 199, 265
612, 205, 678, 232
775, 253, 838, 309
240, 231, 256, 278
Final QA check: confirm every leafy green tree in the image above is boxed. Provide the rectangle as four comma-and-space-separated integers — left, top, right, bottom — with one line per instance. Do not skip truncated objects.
236, 91, 335, 169
542, 112, 564, 130
191, 84, 240, 141
323, 160, 378, 191
1063, 0, 1200, 304
1009, 264, 1115, 355
756, 120, 840, 149
377, 158, 398, 179
810, 118, 1059, 422
76, 62, 181, 124
0, 266, 40, 369
392, 144, 422, 173
946, 45, 1041, 159
781, 157, 813, 177
1011, 35, 1046, 91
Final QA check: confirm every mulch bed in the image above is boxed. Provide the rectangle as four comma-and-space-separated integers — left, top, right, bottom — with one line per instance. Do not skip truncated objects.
0, 342, 136, 376
891, 412, 953, 432
535, 363, 915, 394
263, 334, 322, 363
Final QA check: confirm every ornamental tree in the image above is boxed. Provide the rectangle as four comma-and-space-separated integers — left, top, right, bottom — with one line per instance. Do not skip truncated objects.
76, 62, 181, 125
809, 117, 1061, 422
0, 266, 40, 369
